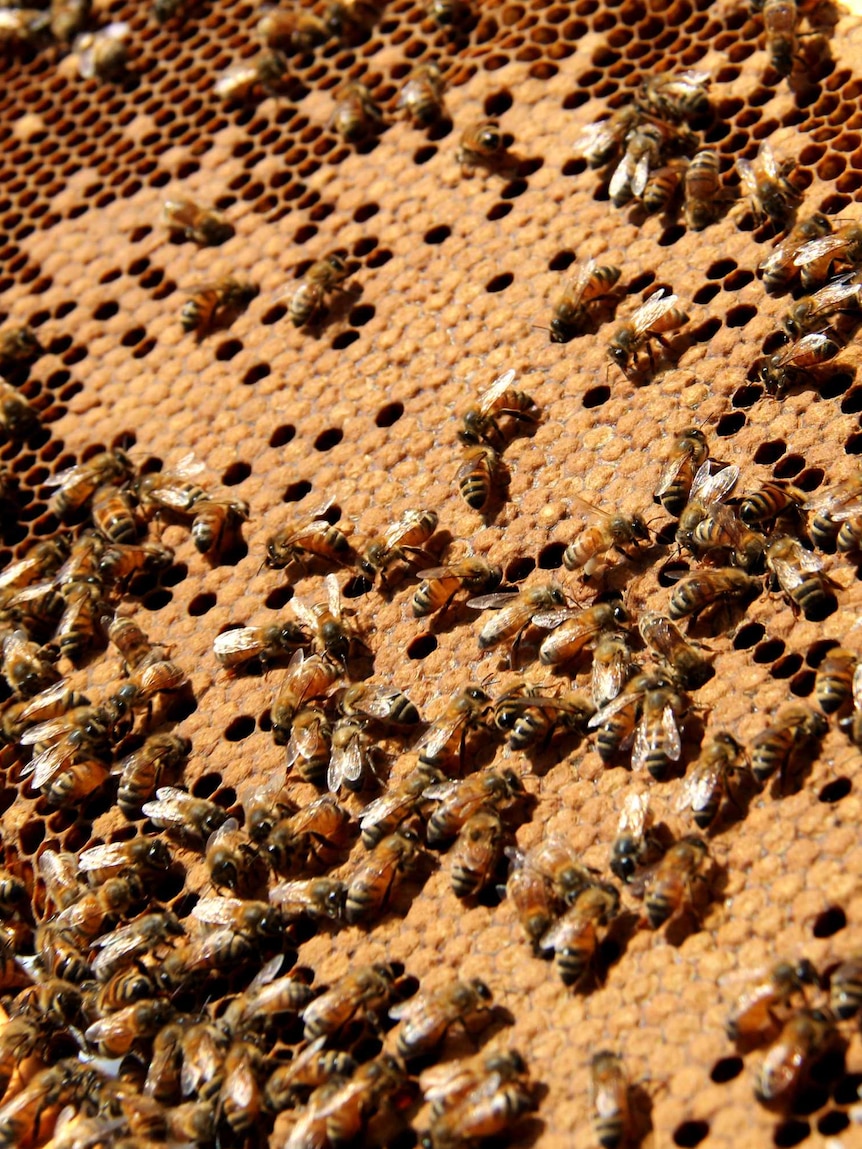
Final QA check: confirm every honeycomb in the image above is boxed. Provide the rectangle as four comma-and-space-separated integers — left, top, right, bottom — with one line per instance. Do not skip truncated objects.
3, 0, 862, 1143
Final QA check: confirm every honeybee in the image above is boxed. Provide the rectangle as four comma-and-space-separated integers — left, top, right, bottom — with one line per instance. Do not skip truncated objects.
644, 835, 709, 929
471, 582, 568, 663
607, 289, 689, 375
505, 836, 594, 945
449, 808, 504, 898
265, 1037, 356, 1111
763, 0, 798, 76
1, 628, 58, 697
590, 1051, 631, 1149
326, 0, 383, 38
609, 790, 663, 883
0, 7, 50, 52
398, 63, 446, 126
739, 481, 806, 525
642, 157, 687, 214
765, 535, 837, 615
736, 142, 800, 226
152, 0, 186, 22
47, 448, 133, 517
330, 82, 384, 142
492, 684, 594, 750
0, 538, 67, 607
655, 427, 710, 516
214, 48, 288, 100
344, 826, 422, 923
257, 6, 328, 51
690, 504, 765, 572
676, 733, 748, 829
35, 922, 90, 982
608, 118, 688, 209
459, 369, 540, 449
457, 444, 506, 512
668, 567, 761, 623
77, 835, 172, 884
286, 704, 333, 786
793, 221, 862, 290
268, 877, 346, 922
88, 483, 138, 545
285, 1054, 408, 1149
90, 910, 183, 982
213, 619, 307, 671
181, 277, 258, 335
750, 703, 828, 786
288, 253, 352, 328
326, 716, 378, 793
140, 785, 228, 840
302, 962, 396, 1040
36, 848, 84, 914
563, 496, 650, 575
411, 558, 501, 619
631, 678, 686, 780
192, 493, 250, 552
427, 0, 470, 23
191, 895, 285, 943
54, 871, 144, 940
724, 959, 819, 1043
219, 1041, 264, 1138
206, 818, 265, 894
760, 212, 833, 293
424, 768, 524, 845
73, 21, 130, 81
840, 662, 862, 748
637, 611, 711, 690
47, 0, 91, 46
457, 120, 509, 174
828, 956, 862, 1019
359, 508, 438, 586
814, 647, 856, 713
549, 259, 622, 343
94, 964, 157, 1013
265, 793, 352, 872
636, 68, 711, 120
415, 684, 492, 769
0, 866, 25, 911
83, 998, 174, 1057
756, 331, 841, 396
754, 1009, 837, 1106
805, 476, 862, 550
421, 1052, 537, 1149
163, 198, 233, 246
540, 882, 620, 987
338, 681, 421, 728
574, 106, 641, 168
266, 508, 353, 572
271, 650, 340, 744
781, 271, 862, 339
536, 600, 629, 669
389, 978, 493, 1060
291, 574, 356, 669
359, 763, 444, 847
0, 324, 42, 370
684, 149, 722, 230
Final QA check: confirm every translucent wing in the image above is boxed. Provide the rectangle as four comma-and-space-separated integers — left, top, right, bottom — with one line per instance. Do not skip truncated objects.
793, 233, 852, 268
689, 460, 739, 504
630, 290, 678, 334
478, 368, 517, 411
191, 895, 245, 926
617, 789, 650, 835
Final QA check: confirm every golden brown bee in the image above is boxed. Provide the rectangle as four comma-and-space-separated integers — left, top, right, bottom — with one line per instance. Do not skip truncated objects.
265, 793, 353, 872
563, 495, 650, 575
140, 784, 229, 840
457, 119, 509, 174
46, 448, 133, 518
736, 141, 800, 226
632, 678, 687, 780
398, 63, 446, 126
668, 566, 761, 623
271, 650, 341, 744
676, 732, 749, 829
205, 817, 265, 894
286, 704, 333, 786
505, 836, 594, 946
536, 599, 629, 669
638, 611, 711, 691
192, 496, 250, 557
793, 220, 862, 291
782, 272, 862, 339
76, 835, 172, 885
459, 369, 540, 449
163, 197, 233, 246
449, 808, 504, 898
412, 558, 502, 618
266, 508, 353, 572
54, 871, 144, 940
83, 998, 173, 1057
609, 790, 664, 884
828, 956, 862, 1019
683, 149, 722, 230
724, 959, 818, 1043
36, 848, 84, 914
359, 763, 444, 848
655, 426, 709, 516
549, 259, 622, 343
257, 6, 328, 51
457, 443, 506, 512
540, 882, 620, 987
325, 715, 377, 793
330, 82, 384, 142
94, 964, 157, 1013
0, 324, 42, 370
286, 1054, 408, 1149
73, 21, 130, 81
424, 768, 524, 845
0, 867, 26, 912
181, 277, 258, 335
805, 475, 862, 550
754, 1009, 837, 1106
765, 535, 837, 615
574, 106, 641, 168
214, 48, 288, 100
89, 483, 138, 545
90, 910, 183, 982
607, 119, 670, 208
338, 682, 421, 728
213, 619, 307, 671
0, 539, 68, 608
291, 574, 356, 669
135, 459, 209, 518
106, 617, 165, 672
35, 922, 90, 982
344, 826, 422, 923
268, 877, 346, 922
763, 0, 798, 76
471, 581, 569, 664
97, 542, 173, 590
590, 1051, 631, 1149
416, 684, 492, 769
636, 68, 711, 120
288, 252, 352, 328
389, 978, 494, 1060
0, 7, 50, 52
690, 504, 765, 572
590, 674, 648, 764
218, 1042, 264, 1137
221, 954, 314, 1030
750, 703, 828, 786
492, 683, 594, 750
760, 212, 833, 293
190, 895, 285, 943
644, 835, 709, 929
421, 1052, 538, 1149
1, 629, 58, 697
756, 330, 841, 396
642, 157, 687, 214
302, 962, 396, 1040
359, 508, 439, 586
265, 1037, 357, 1112
738, 481, 806, 526
607, 288, 689, 375
814, 646, 856, 714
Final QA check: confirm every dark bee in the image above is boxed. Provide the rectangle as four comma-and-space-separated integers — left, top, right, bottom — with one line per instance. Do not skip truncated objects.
73, 22, 130, 82
736, 142, 800, 226
163, 198, 233, 246
359, 763, 444, 848
765, 535, 837, 615
457, 120, 509, 174
492, 684, 594, 750
607, 289, 689, 376
116, 732, 191, 820
344, 827, 422, 923
459, 369, 540, 449
763, 0, 798, 77
205, 818, 266, 894
290, 573, 356, 669
675, 732, 749, 828
668, 567, 761, 624
750, 703, 828, 787
636, 69, 711, 120
829, 957, 862, 1019
90, 483, 139, 544
540, 882, 620, 986
793, 220, 862, 291
0, 325, 42, 372
457, 444, 506, 512
330, 82, 384, 142
549, 259, 622, 342
398, 63, 446, 126
814, 647, 856, 714
760, 212, 833, 293
642, 158, 687, 214
389, 978, 494, 1060
756, 331, 841, 396
739, 481, 806, 526
574, 105, 641, 168
181, 277, 258, 335
684, 149, 722, 230
782, 271, 862, 338
424, 768, 524, 845
214, 49, 288, 100
140, 785, 228, 841
266, 506, 353, 572
213, 619, 308, 671
359, 509, 439, 586
609, 791, 664, 883
638, 611, 712, 690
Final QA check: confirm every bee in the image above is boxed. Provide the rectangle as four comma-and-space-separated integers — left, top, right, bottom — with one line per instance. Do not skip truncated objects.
637, 611, 712, 690
302, 962, 396, 1040
607, 289, 689, 375
36, 848, 84, 914
181, 277, 258, 335
459, 369, 540, 449
424, 768, 524, 845
644, 835, 709, 929
1, 629, 58, 697
398, 63, 446, 126
288, 253, 352, 328
389, 978, 494, 1060
549, 259, 622, 343
191, 896, 285, 944
457, 444, 506, 512
268, 877, 346, 922
804, 475, 862, 548
415, 684, 492, 769
724, 959, 819, 1043
750, 703, 828, 786
676, 733, 749, 829
73, 21, 130, 81
492, 684, 594, 750
739, 481, 806, 526
609, 790, 663, 883
163, 198, 233, 246
218, 1042, 264, 1138
54, 871, 144, 940
214, 48, 288, 100
589, 675, 655, 765
636, 68, 711, 120
457, 120, 509, 174
754, 1010, 837, 1106
87, 483, 138, 545
541, 882, 620, 987
608, 119, 685, 209
330, 82, 384, 142
756, 330, 841, 396
140, 785, 229, 840
421, 1053, 537, 1149
765, 535, 837, 615
0, 6, 50, 53
44, 758, 111, 806
505, 836, 594, 946
449, 808, 504, 898
828, 956, 862, 1019
763, 0, 798, 76
0, 324, 42, 371
759, 212, 833, 293
344, 826, 422, 923
35, 922, 90, 982
668, 566, 761, 623
0, 538, 68, 608
83, 999, 173, 1057
285, 1054, 408, 1149
359, 508, 439, 587
563, 495, 650, 575
266, 506, 353, 572
265, 1037, 356, 1112
471, 582, 569, 663
814, 647, 856, 714
359, 763, 444, 848
90, 910, 183, 982
642, 157, 687, 214
257, 6, 328, 51
690, 504, 765, 572
684, 149, 722, 230
781, 272, 862, 340
286, 704, 333, 786
77, 835, 172, 884
840, 663, 862, 748
326, 716, 377, 793
793, 221, 862, 291
213, 619, 307, 671
633, 677, 687, 780
265, 793, 352, 872
94, 964, 157, 1013
736, 141, 800, 226
271, 650, 341, 744
338, 681, 421, 728
191, 492, 250, 554
590, 1051, 631, 1149
655, 427, 710, 517
574, 106, 641, 168
205, 817, 265, 894
536, 600, 629, 669
46, 448, 133, 518
291, 573, 356, 669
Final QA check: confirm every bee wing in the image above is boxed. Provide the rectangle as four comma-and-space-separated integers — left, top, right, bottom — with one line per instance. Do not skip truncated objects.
690, 461, 739, 505
43, 461, 92, 490
736, 157, 758, 198
345, 686, 400, 720
532, 608, 579, 629
29, 742, 75, 788
191, 895, 246, 926
206, 816, 240, 853
18, 715, 73, 746
286, 717, 324, 766
757, 141, 778, 179
588, 690, 640, 729
388, 996, 419, 1023
468, 591, 519, 611
573, 120, 616, 163
806, 272, 862, 315
77, 841, 131, 872
655, 451, 693, 499
631, 289, 678, 333
661, 703, 682, 761
676, 761, 717, 814
327, 735, 361, 792
213, 627, 264, 660
793, 234, 849, 267
631, 717, 650, 772
421, 780, 459, 801
539, 910, 577, 953
592, 649, 628, 708
803, 483, 862, 520
631, 151, 652, 198
617, 789, 650, 835
638, 611, 671, 651
608, 153, 635, 203
37, 848, 80, 887
325, 572, 343, 618
214, 63, 258, 98
290, 595, 317, 631
140, 786, 193, 830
